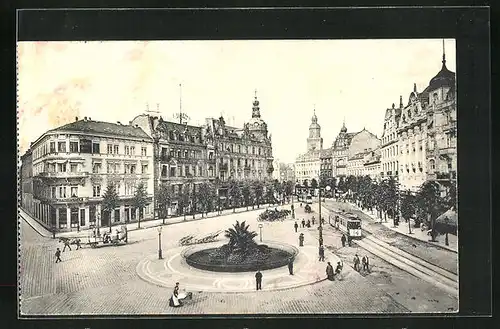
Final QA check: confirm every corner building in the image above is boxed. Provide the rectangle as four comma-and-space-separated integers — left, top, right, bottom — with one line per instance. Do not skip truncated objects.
24, 117, 154, 232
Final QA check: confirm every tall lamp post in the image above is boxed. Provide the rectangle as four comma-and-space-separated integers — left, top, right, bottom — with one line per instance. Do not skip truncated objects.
318, 184, 331, 247
258, 223, 263, 242
157, 226, 163, 259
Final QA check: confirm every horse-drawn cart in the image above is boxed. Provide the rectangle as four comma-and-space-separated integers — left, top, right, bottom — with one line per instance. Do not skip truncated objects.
85, 225, 128, 248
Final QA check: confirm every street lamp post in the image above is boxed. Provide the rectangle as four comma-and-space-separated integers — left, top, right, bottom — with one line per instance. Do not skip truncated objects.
157, 226, 163, 260
258, 224, 263, 242
407, 189, 412, 234
318, 184, 331, 247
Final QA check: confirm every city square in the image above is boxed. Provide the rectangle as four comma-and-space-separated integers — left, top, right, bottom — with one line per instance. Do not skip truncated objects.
18, 39, 458, 315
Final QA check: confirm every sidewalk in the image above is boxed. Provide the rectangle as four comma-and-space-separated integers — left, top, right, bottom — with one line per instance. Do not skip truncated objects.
348, 202, 457, 253
19, 208, 53, 238
20, 202, 289, 239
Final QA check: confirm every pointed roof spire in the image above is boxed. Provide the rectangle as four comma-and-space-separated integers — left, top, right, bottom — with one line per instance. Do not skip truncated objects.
442, 39, 446, 67
252, 89, 261, 118
399, 95, 403, 108
341, 117, 347, 133
254, 89, 258, 99
413, 83, 417, 93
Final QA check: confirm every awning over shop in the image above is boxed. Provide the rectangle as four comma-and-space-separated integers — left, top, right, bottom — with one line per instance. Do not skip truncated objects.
436, 208, 458, 227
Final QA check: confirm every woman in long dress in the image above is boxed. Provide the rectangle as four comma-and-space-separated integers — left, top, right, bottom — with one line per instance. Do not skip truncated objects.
169, 283, 182, 307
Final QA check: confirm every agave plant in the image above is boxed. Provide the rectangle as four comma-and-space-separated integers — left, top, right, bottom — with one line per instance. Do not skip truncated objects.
224, 221, 258, 253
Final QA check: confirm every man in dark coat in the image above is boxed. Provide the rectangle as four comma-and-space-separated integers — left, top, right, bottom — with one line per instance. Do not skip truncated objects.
362, 255, 370, 272
335, 261, 343, 277
55, 248, 62, 263
312, 216, 315, 225
306, 219, 311, 228
75, 238, 81, 250
288, 258, 294, 275
294, 222, 298, 232
299, 233, 304, 247
319, 245, 325, 262
61, 238, 72, 252
353, 254, 361, 272
301, 219, 306, 228
255, 270, 263, 290
341, 234, 346, 247
326, 262, 335, 280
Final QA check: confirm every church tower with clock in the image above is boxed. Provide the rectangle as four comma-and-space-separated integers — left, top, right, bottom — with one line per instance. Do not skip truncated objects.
307, 109, 323, 152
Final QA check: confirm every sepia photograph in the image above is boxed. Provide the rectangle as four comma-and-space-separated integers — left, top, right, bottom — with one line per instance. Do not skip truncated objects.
17, 39, 458, 315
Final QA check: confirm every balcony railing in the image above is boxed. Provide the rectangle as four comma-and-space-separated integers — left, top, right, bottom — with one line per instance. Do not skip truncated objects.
220, 164, 228, 171
244, 165, 251, 171
37, 171, 89, 178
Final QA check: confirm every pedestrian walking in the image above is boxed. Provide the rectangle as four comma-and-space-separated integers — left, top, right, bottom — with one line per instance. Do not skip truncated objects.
319, 245, 325, 262
326, 262, 335, 281
75, 238, 81, 250
312, 216, 315, 225
299, 233, 304, 247
301, 219, 306, 228
362, 255, 370, 272
347, 235, 352, 247
306, 219, 311, 228
341, 234, 346, 247
294, 222, 298, 233
255, 270, 263, 290
288, 258, 294, 275
55, 248, 62, 263
335, 261, 343, 276
353, 254, 361, 272
61, 238, 72, 252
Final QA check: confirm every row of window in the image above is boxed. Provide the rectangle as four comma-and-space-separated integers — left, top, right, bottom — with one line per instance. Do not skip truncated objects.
33, 139, 149, 160
96, 162, 148, 174
163, 148, 203, 160
218, 143, 271, 157
161, 165, 204, 178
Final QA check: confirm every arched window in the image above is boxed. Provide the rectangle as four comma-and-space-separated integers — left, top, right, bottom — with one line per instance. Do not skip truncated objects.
429, 159, 436, 171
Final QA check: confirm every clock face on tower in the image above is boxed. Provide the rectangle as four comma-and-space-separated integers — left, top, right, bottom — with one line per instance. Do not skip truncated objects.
254, 122, 259, 127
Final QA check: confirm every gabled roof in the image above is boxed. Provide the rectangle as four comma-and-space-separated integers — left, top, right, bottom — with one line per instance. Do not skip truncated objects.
50, 119, 151, 139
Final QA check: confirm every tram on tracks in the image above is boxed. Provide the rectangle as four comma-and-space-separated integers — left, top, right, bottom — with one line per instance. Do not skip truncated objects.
331, 211, 362, 239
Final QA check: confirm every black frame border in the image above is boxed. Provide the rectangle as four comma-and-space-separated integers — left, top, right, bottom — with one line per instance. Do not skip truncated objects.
2, 5, 492, 329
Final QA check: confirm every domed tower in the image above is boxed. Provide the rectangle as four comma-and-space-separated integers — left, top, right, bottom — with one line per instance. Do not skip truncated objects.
307, 108, 323, 152
248, 90, 268, 140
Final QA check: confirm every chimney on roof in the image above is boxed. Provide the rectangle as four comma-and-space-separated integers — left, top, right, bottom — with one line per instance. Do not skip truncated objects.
75, 116, 79, 121
135, 124, 139, 128
88, 117, 91, 121
84, 116, 87, 121
117, 121, 121, 125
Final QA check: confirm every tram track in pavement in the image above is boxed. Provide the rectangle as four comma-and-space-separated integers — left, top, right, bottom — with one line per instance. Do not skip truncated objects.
355, 231, 458, 297
319, 203, 458, 298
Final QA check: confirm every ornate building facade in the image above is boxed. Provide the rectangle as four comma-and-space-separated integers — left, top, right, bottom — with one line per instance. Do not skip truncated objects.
396, 46, 456, 192
331, 123, 380, 178
202, 93, 274, 184
23, 117, 155, 232
132, 114, 208, 215
381, 99, 403, 180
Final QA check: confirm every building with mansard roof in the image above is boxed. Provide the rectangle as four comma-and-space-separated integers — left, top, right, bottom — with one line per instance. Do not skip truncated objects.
395, 42, 456, 192
23, 116, 155, 232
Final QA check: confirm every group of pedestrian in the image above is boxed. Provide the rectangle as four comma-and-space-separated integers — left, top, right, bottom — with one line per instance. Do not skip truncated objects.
353, 254, 370, 273
326, 261, 343, 281
340, 234, 352, 247
55, 238, 82, 263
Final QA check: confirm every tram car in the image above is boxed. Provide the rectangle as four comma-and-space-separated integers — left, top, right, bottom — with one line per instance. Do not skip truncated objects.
335, 212, 362, 239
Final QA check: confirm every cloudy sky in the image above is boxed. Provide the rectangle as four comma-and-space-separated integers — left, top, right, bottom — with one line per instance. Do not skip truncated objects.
17, 39, 455, 163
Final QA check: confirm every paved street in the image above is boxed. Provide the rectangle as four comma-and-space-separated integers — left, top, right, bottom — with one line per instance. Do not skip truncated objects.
19, 202, 457, 315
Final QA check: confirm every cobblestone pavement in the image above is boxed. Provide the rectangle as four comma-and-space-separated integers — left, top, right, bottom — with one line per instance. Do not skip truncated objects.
20, 203, 452, 315
323, 200, 458, 275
